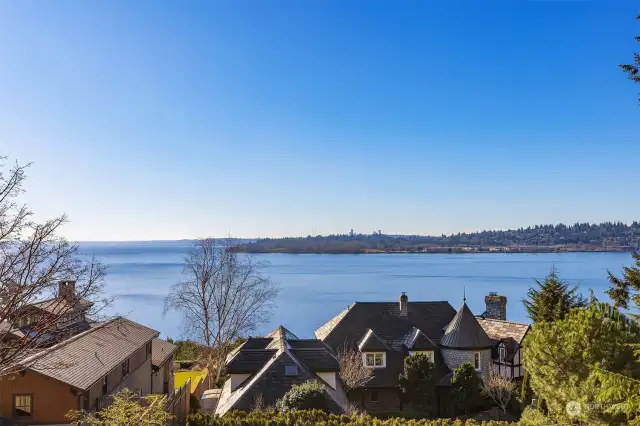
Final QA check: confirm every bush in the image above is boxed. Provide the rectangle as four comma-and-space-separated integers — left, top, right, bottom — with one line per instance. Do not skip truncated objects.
187, 409, 522, 425
275, 380, 328, 412
190, 393, 201, 412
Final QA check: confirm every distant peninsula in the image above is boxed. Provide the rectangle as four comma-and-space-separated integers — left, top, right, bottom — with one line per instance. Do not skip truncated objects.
231, 222, 640, 254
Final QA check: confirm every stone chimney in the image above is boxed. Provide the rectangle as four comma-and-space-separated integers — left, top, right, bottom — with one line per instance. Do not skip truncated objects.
484, 292, 507, 320
399, 292, 408, 316
58, 280, 77, 301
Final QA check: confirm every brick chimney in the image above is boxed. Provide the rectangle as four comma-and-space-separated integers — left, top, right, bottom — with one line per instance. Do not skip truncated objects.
484, 292, 507, 320
58, 280, 77, 301
399, 292, 408, 316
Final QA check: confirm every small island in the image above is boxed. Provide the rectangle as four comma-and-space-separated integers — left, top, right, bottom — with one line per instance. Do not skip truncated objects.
231, 222, 640, 254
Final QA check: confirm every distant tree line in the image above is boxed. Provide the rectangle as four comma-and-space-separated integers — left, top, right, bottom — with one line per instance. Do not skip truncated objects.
232, 222, 640, 254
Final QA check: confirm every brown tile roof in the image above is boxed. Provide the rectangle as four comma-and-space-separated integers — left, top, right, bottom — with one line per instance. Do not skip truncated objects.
151, 338, 177, 368
20, 317, 159, 390
476, 317, 530, 345
30, 297, 93, 315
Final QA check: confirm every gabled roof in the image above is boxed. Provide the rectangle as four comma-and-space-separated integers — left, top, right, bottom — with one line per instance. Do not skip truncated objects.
357, 329, 389, 352
151, 338, 177, 368
404, 327, 438, 351
218, 326, 346, 416
440, 303, 493, 349
476, 317, 530, 345
28, 297, 93, 316
315, 301, 456, 351
18, 317, 158, 390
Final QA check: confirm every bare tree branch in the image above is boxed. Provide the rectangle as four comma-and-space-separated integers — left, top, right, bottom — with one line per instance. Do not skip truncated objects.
0, 157, 108, 377
481, 367, 517, 415
164, 238, 279, 385
336, 342, 373, 392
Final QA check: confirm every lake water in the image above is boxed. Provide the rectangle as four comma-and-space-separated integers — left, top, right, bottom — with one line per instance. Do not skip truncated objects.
79, 241, 635, 340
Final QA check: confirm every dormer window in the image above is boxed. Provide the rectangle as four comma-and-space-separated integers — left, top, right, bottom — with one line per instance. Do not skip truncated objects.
363, 352, 385, 368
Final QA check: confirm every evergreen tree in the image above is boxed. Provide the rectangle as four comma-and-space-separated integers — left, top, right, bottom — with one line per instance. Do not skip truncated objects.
398, 352, 437, 415
451, 362, 482, 415
607, 251, 640, 317
525, 302, 640, 424
522, 267, 586, 323
620, 15, 640, 102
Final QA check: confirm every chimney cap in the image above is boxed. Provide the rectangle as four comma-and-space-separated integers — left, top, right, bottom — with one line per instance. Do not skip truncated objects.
488, 292, 498, 296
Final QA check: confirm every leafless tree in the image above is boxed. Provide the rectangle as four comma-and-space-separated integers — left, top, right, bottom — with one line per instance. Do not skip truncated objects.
164, 238, 279, 385
335, 344, 373, 392
0, 157, 107, 376
481, 367, 517, 415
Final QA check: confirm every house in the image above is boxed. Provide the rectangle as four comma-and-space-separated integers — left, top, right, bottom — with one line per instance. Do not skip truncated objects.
215, 326, 348, 416
5, 280, 94, 347
476, 293, 530, 379
0, 317, 159, 424
151, 338, 177, 394
315, 292, 530, 415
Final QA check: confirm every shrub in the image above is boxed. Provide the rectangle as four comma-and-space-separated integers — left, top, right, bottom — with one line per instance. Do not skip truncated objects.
451, 363, 482, 415
275, 380, 328, 412
186, 409, 521, 425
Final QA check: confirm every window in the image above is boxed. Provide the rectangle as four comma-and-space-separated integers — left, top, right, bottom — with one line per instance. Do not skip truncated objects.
284, 365, 298, 376
474, 352, 481, 371
122, 359, 130, 377
499, 346, 506, 363
410, 350, 435, 364
13, 394, 33, 417
363, 352, 385, 368
369, 391, 379, 403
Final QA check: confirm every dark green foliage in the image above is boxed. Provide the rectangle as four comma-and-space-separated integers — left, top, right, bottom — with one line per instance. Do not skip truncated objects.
620, 15, 640, 101
167, 339, 204, 361
398, 353, 437, 414
275, 380, 328, 412
520, 371, 532, 406
525, 302, 640, 424
232, 221, 640, 254
522, 267, 586, 323
187, 409, 519, 425
451, 363, 482, 415
607, 251, 640, 316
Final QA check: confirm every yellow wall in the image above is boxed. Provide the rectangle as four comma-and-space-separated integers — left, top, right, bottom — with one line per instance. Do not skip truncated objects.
174, 368, 208, 393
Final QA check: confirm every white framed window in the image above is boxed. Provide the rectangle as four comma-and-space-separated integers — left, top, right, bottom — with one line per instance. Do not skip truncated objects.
499, 346, 506, 363
363, 352, 385, 368
474, 352, 481, 371
409, 350, 435, 364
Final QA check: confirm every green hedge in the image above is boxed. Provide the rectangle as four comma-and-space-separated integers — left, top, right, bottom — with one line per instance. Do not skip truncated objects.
187, 410, 519, 425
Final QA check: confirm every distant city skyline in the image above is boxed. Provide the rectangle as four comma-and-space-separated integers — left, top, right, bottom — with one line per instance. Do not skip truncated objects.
2, 1, 639, 241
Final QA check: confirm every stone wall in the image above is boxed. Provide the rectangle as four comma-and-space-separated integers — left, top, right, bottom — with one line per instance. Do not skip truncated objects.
441, 348, 492, 377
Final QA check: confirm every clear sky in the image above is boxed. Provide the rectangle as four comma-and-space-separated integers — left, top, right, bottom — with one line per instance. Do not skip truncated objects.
1, 1, 638, 241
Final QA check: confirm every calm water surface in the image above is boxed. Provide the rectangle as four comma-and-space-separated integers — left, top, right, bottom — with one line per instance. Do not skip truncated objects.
79, 242, 634, 339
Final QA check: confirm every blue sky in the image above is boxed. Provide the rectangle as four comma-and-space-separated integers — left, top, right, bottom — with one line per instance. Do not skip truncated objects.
1, 1, 638, 241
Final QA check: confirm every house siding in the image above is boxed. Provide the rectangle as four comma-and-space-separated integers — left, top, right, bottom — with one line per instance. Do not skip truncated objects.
152, 355, 175, 394
350, 387, 401, 413
0, 370, 78, 424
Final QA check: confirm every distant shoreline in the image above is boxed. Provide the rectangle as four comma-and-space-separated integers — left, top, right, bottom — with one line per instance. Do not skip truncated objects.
232, 247, 633, 255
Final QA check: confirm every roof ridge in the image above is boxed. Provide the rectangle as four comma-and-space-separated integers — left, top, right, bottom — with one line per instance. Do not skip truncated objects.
17, 317, 121, 367
477, 317, 530, 327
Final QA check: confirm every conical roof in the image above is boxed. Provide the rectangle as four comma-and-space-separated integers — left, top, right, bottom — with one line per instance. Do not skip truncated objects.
440, 303, 493, 349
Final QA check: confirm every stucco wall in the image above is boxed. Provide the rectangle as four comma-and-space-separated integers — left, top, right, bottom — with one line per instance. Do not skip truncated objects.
441, 348, 492, 377
0, 370, 78, 424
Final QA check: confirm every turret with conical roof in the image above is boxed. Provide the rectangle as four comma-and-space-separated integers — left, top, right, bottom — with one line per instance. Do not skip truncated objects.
440, 302, 493, 349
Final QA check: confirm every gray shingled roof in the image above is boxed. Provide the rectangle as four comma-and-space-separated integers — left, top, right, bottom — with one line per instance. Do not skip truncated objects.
289, 349, 339, 372
440, 303, 493, 349
151, 338, 177, 368
21, 317, 158, 390
226, 349, 277, 374
405, 327, 438, 351
357, 329, 390, 351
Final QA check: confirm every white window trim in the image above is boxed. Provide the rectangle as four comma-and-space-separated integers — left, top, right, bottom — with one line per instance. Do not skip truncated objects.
474, 351, 482, 371
362, 352, 386, 368
409, 350, 435, 364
